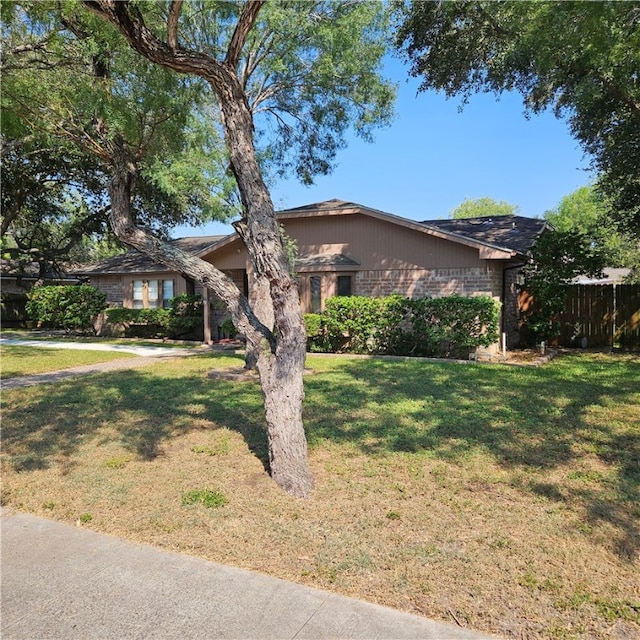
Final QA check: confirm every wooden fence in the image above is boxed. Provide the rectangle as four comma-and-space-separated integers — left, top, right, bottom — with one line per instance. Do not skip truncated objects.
558, 284, 640, 350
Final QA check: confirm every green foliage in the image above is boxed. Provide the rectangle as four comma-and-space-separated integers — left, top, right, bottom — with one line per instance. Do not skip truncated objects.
304, 313, 324, 338
1, 1, 239, 249
220, 317, 237, 339
309, 294, 500, 358
167, 294, 203, 337
322, 296, 385, 354
395, 1, 640, 237
521, 231, 605, 342
382, 295, 501, 358
104, 294, 203, 339
181, 489, 229, 509
25, 284, 107, 332
245, 1, 397, 184
544, 186, 640, 283
450, 197, 519, 219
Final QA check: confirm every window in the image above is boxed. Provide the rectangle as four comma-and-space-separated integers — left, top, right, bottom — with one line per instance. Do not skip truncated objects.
337, 275, 352, 297
310, 276, 322, 313
131, 279, 175, 309
133, 280, 144, 309
162, 280, 174, 308
147, 279, 159, 308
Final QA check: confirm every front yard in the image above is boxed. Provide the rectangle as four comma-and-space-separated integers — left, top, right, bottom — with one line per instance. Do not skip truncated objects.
1, 350, 638, 639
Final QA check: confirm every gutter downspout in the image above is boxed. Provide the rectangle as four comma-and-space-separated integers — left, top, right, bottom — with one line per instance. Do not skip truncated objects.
501, 260, 528, 348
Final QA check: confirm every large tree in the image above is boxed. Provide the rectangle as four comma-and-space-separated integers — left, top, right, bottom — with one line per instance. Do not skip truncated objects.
395, 1, 640, 237
3, 1, 395, 497
1, 3, 234, 273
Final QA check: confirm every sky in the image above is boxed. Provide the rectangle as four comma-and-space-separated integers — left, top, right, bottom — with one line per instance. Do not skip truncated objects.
170, 57, 594, 239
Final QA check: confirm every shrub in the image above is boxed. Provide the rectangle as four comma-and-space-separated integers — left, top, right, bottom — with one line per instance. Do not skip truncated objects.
220, 317, 237, 338
26, 285, 107, 332
323, 296, 385, 353
311, 294, 500, 358
398, 295, 500, 357
104, 295, 203, 339
304, 313, 331, 352
167, 294, 203, 338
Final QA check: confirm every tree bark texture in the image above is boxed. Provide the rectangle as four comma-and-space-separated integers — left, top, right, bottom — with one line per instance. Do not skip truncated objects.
86, 0, 314, 498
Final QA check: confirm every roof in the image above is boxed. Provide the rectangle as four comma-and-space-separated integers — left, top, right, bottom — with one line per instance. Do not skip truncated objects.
74, 236, 225, 275
0, 259, 78, 281
574, 268, 631, 285
75, 201, 550, 276
278, 199, 546, 258
423, 216, 549, 256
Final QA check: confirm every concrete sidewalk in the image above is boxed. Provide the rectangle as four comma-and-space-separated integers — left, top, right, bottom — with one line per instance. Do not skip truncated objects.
1, 512, 496, 640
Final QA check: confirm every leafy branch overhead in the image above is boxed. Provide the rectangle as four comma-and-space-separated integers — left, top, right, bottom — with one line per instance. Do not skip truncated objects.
395, 1, 640, 237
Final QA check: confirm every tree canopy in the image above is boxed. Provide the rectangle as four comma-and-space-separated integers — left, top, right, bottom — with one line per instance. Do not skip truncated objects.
544, 185, 640, 282
1, 2, 237, 274
395, 1, 640, 237
2, 0, 396, 497
449, 197, 519, 219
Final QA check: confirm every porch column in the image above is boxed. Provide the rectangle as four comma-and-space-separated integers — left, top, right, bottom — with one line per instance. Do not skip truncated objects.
202, 287, 212, 344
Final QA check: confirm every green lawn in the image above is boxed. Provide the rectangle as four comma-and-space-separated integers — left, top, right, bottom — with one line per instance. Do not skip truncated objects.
1, 351, 639, 639
0, 344, 136, 378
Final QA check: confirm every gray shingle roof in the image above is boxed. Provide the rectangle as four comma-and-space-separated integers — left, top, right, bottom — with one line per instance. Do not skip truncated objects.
423, 216, 548, 255
74, 236, 226, 275
295, 253, 360, 268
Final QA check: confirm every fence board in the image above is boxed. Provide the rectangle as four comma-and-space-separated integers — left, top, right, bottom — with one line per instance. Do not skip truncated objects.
617, 284, 640, 350
559, 284, 640, 350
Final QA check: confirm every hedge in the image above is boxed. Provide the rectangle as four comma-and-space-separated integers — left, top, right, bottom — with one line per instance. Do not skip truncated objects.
305, 294, 500, 358
104, 294, 203, 339
26, 285, 107, 332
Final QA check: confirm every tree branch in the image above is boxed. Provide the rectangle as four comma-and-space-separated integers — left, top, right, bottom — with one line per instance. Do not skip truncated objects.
225, 1, 265, 70
167, 0, 183, 51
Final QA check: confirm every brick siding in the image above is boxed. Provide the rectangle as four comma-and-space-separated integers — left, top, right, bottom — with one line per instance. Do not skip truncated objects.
355, 267, 501, 300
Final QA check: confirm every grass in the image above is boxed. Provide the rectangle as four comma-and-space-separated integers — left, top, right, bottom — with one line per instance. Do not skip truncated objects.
0, 344, 136, 378
1, 350, 639, 639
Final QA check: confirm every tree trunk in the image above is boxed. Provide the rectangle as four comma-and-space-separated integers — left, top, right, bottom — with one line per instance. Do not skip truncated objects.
88, 0, 315, 497
218, 88, 313, 498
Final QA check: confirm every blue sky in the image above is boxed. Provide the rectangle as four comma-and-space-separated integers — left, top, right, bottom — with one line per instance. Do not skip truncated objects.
171, 58, 593, 238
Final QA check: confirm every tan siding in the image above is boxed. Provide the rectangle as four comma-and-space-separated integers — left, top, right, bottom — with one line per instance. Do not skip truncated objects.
283, 214, 483, 270
205, 239, 247, 270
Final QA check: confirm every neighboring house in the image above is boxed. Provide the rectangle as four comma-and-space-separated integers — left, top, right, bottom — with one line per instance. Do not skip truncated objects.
77, 200, 549, 346
573, 268, 631, 285
1, 259, 81, 327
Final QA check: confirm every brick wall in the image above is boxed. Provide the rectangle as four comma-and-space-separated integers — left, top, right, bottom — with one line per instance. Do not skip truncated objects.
88, 276, 123, 306
355, 267, 501, 300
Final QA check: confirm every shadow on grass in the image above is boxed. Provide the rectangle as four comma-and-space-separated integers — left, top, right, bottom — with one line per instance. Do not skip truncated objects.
1, 354, 269, 473
303, 352, 640, 560
2, 351, 638, 559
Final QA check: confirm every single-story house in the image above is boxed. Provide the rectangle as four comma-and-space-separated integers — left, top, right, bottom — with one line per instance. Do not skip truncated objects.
76, 199, 549, 346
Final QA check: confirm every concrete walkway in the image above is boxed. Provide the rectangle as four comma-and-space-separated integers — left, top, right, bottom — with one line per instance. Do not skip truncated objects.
1, 337, 203, 389
0, 337, 196, 357
1, 511, 496, 640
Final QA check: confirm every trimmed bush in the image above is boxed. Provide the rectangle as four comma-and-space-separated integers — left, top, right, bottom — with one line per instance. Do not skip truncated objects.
309, 294, 500, 358
104, 295, 203, 339
26, 285, 107, 332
